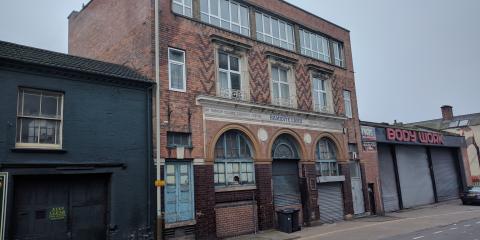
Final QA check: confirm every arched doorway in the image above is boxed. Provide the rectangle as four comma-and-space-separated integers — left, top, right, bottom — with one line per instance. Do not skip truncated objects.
271, 134, 301, 211
316, 137, 345, 223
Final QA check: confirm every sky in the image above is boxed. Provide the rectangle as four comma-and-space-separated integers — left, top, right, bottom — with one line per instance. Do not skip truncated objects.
0, 0, 479, 123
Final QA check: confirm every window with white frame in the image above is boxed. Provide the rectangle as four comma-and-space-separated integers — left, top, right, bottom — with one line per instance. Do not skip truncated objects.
214, 130, 255, 187
271, 66, 291, 107
200, 0, 250, 36
255, 12, 295, 51
172, 0, 192, 17
332, 41, 345, 67
343, 90, 353, 118
300, 29, 331, 63
218, 52, 244, 99
16, 88, 63, 148
316, 138, 339, 176
312, 77, 328, 112
168, 48, 186, 92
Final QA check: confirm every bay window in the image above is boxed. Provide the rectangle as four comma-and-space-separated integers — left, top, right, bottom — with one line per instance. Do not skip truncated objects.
255, 12, 295, 51
300, 29, 331, 63
16, 88, 63, 148
200, 0, 250, 36
172, 0, 192, 17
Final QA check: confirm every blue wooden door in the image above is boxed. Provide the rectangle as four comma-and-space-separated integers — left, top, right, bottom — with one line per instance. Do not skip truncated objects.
165, 162, 194, 224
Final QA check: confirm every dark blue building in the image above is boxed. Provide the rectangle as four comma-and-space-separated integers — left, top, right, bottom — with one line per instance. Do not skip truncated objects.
0, 41, 155, 239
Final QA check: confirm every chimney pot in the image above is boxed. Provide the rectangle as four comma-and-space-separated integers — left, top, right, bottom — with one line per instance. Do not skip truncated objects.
441, 105, 453, 121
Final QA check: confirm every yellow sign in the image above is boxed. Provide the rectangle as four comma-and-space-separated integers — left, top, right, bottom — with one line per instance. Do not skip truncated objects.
155, 180, 165, 187
49, 207, 66, 221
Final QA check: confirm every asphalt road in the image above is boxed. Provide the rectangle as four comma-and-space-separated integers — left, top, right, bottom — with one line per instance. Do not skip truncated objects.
382, 217, 480, 240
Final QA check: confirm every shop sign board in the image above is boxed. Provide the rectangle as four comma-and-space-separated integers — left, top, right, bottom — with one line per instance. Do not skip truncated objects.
362, 142, 377, 152
361, 126, 377, 141
0, 173, 7, 240
386, 128, 444, 145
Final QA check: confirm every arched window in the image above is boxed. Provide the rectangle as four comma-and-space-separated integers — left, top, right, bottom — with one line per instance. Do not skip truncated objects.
316, 138, 339, 176
214, 130, 255, 187
272, 134, 300, 159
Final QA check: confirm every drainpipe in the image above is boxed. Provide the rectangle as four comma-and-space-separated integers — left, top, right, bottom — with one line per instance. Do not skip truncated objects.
154, 0, 162, 239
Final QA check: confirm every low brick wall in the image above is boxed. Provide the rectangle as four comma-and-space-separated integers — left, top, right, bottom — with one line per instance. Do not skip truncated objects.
215, 201, 258, 238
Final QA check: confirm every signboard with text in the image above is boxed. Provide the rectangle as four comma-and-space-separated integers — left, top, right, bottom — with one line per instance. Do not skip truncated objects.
386, 128, 444, 145
361, 126, 377, 141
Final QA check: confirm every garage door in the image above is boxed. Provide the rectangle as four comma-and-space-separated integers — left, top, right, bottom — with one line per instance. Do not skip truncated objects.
396, 145, 435, 208
431, 148, 460, 201
378, 144, 400, 212
12, 175, 108, 240
272, 160, 301, 208
317, 182, 344, 223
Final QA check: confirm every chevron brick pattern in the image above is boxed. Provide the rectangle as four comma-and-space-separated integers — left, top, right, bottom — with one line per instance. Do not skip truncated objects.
195, 29, 216, 95
295, 60, 312, 111
248, 47, 270, 104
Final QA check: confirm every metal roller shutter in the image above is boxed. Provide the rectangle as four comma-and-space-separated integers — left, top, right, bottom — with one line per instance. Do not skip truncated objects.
396, 145, 435, 208
431, 147, 460, 201
317, 182, 344, 223
378, 144, 400, 212
272, 160, 301, 207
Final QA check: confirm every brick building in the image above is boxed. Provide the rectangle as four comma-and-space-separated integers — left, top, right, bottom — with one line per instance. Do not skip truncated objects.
68, 0, 380, 238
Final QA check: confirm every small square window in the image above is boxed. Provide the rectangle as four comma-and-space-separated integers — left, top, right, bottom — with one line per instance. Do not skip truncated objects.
167, 132, 192, 147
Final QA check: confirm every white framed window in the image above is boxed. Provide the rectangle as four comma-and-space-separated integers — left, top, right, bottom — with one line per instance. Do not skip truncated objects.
316, 138, 339, 176
313, 77, 328, 112
255, 12, 295, 51
271, 66, 292, 107
200, 0, 250, 36
218, 52, 247, 100
214, 130, 255, 187
300, 29, 331, 63
343, 90, 353, 118
172, 0, 192, 17
333, 41, 345, 67
16, 88, 63, 149
168, 48, 186, 92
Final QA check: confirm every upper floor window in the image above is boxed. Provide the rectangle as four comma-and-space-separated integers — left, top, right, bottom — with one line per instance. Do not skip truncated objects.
214, 130, 255, 187
218, 52, 245, 99
167, 132, 192, 148
168, 48, 186, 92
16, 88, 63, 148
172, 0, 192, 17
316, 138, 339, 176
343, 90, 353, 118
332, 41, 345, 67
200, 0, 250, 36
312, 77, 328, 112
300, 29, 331, 63
271, 66, 293, 107
255, 12, 295, 51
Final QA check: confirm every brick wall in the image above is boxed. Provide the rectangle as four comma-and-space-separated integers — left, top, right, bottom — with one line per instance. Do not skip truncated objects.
194, 165, 216, 239
215, 201, 258, 238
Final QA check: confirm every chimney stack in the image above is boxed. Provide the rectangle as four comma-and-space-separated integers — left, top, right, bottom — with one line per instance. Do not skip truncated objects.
441, 105, 453, 121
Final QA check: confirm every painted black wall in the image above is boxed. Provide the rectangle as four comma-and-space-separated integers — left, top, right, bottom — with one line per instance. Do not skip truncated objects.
0, 65, 154, 239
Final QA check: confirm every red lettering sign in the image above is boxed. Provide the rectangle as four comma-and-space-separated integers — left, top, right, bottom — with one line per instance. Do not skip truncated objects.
385, 128, 444, 145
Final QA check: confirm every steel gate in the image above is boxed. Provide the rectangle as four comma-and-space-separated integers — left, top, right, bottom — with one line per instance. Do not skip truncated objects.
378, 144, 400, 212
272, 160, 301, 208
317, 182, 344, 223
431, 147, 460, 201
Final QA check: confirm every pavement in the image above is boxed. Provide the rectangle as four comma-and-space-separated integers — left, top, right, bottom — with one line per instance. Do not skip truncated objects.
226, 200, 480, 240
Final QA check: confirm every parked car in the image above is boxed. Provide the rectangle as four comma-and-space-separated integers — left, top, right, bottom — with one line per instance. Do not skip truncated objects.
461, 186, 480, 205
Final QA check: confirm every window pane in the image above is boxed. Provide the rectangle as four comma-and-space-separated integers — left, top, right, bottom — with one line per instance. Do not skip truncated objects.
231, 3, 239, 23
232, 24, 240, 33
279, 69, 288, 83
229, 56, 239, 71
211, 0, 219, 15
272, 83, 279, 98
263, 16, 271, 34
172, 3, 183, 15
219, 53, 228, 69
279, 22, 286, 39
220, 0, 229, 20
169, 49, 184, 63
185, 0, 192, 7
272, 19, 279, 38
255, 13, 263, 32
280, 84, 289, 98
41, 95, 59, 118
21, 118, 39, 143
200, 0, 208, 12
230, 73, 241, 90
271, 67, 279, 81
286, 25, 293, 44
240, 6, 248, 28
170, 63, 184, 89
23, 92, 40, 116
219, 71, 229, 90
39, 120, 58, 144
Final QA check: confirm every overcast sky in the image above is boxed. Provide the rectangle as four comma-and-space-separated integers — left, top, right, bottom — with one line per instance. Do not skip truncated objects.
0, 0, 479, 123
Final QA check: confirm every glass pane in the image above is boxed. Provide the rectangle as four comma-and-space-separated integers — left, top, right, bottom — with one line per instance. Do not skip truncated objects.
211, 16, 220, 26
170, 63, 184, 89
286, 25, 293, 44
219, 53, 228, 69
167, 165, 175, 174
166, 176, 175, 185
279, 69, 288, 82
220, 0, 229, 20
41, 95, 59, 118
219, 174, 225, 183
185, 0, 192, 7
172, 3, 183, 15
23, 92, 40, 116
240, 6, 249, 28
229, 56, 239, 71
271, 67, 279, 81
255, 13, 263, 33
263, 16, 271, 34
200, 0, 208, 12
241, 163, 247, 172
218, 163, 225, 173
180, 164, 188, 173
17, 91, 23, 115
214, 174, 219, 183
272, 19, 279, 38
21, 118, 39, 143
230, 73, 241, 90
280, 84, 289, 98
232, 24, 240, 33
180, 175, 188, 186
185, 7, 192, 17
219, 71, 229, 90
247, 173, 253, 183
279, 22, 286, 39
201, 13, 209, 22
305, 32, 311, 48
313, 78, 320, 90
210, 0, 219, 16
169, 49, 184, 63
231, 3, 239, 23
221, 20, 229, 29
39, 120, 58, 144
272, 83, 279, 98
